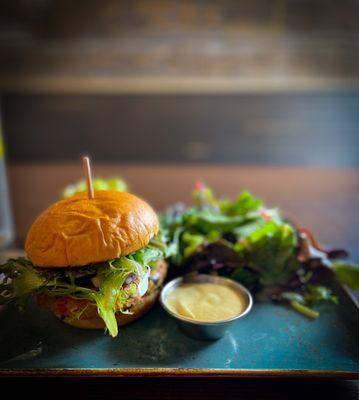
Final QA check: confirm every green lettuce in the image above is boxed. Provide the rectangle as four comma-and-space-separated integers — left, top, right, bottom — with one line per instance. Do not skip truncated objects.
281, 285, 338, 319
0, 243, 165, 337
220, 191, 263, 216
162, 185, 296, 287
90, 257, 148, 337
0, 258, 46, 306
161, 188, 265, 266
234, 220, 299, 286
63, 178, 128, 198
161, 183, 359, 320
332, 261, 359, 290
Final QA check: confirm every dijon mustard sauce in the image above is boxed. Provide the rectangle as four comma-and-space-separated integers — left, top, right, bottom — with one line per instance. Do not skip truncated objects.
166, 282, 245, 322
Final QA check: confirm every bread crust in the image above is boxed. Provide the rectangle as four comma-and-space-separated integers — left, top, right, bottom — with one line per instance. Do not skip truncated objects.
36, 260, 167, 330
25, 191, 159, 267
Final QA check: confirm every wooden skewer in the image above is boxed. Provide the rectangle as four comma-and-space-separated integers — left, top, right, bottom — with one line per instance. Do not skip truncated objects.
82, 156, 94, 199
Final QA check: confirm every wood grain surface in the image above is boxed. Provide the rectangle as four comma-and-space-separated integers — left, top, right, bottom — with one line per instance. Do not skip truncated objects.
0, 377, 358, 400
3, 93, 359, 167
8, 163, 359, 262
1, 0, 359, 93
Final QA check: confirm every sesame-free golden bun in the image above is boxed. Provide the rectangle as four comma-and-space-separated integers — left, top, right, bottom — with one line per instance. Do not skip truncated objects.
25, 190, 159, 267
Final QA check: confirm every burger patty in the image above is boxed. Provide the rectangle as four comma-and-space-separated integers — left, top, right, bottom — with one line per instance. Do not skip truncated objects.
37, 259, 168, 320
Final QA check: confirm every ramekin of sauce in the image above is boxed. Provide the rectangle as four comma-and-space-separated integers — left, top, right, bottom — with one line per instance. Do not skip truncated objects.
160, 274, 253, 340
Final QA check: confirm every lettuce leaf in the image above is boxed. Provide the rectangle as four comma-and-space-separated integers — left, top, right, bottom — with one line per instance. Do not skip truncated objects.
63, 178, 128, 198
162, 186, 299, 286
280, 285, 338, 319
0, 243, 165, 337
220, 191, 262, 216
0, 258, 46, 306
331, 261, 359, 290
183, 209, 256, 234
233, 220, 299, 286
91, 257, 148, 337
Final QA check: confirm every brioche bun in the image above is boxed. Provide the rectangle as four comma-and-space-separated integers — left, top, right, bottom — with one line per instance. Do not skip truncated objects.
25, 191, 159, 267
37, 260, 168, 330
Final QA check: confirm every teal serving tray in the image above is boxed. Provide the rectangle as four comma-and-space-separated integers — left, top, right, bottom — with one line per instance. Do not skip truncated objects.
0, 282, 358, 378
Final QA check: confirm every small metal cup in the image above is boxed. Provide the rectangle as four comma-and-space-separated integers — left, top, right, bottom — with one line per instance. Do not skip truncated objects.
160, 274, 253, 340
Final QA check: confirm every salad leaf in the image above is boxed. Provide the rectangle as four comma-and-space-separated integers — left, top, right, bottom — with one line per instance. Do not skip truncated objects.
220, 191, 262, 216
0, 258, 46, 306
280, 285, 337, 319
0, 240, 166, 337
193, 182, 219, 209
182, 232, 207, 258
129, 245, 163, 266
182, 230, 220, 258
183, 209, 256, 234
229, 266, 258, 290
161, 182, 358, 320
290, 301, 319, 319
63, 178, 128, 198
91, 257, 148, 337
234, 220, 299, 286
304, 285, 338, 305
332, 261, 359, 290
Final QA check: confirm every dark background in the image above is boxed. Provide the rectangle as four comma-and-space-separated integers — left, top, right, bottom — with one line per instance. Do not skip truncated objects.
3, 92, 359, 166
1, 0, 359, 167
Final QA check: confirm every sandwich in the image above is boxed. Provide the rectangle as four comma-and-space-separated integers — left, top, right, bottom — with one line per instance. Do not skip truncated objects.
0, 190, 168, 337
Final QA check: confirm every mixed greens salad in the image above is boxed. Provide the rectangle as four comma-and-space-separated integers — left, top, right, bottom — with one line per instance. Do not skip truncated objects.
161, 182, 359, 319
0, 239, 167, 337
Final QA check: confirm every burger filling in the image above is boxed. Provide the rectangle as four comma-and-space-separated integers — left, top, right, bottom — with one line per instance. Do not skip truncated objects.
0, 237, 167, 337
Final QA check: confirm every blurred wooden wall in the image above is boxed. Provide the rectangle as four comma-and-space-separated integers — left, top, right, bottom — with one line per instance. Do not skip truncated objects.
1, 0, 358, 92
1, 0, 359, 166
3, 93, 359, 166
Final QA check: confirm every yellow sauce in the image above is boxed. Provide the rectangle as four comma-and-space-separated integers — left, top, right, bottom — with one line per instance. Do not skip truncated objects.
167, 282, 245, 322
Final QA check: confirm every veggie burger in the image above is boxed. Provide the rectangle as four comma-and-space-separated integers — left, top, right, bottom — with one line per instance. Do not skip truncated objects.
0, 190, 167, 337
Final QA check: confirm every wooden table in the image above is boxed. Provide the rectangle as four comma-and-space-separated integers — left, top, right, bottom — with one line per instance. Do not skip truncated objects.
0, 377, 358, 400
4, 163, 359, 398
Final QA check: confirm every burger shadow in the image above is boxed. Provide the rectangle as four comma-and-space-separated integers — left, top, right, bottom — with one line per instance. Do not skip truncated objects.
106, 304, 215, 367
0, 300, 101, 368
0, 301, 214, 369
